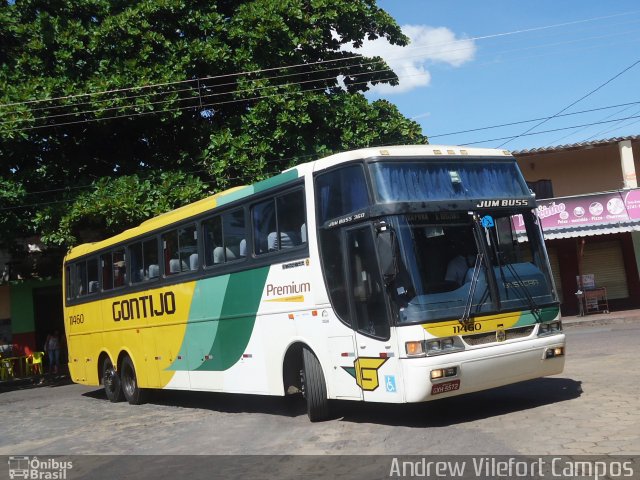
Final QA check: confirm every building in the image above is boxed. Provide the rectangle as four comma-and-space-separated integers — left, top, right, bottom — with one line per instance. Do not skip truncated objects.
514, 135, 640, 315
0, 240, 64, 355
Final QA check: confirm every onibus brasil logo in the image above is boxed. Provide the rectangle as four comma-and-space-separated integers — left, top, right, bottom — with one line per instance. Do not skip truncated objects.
8, 456, 73, 479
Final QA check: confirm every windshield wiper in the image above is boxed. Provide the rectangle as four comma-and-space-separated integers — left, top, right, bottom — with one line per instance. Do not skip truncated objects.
461, 252, 484, 327
502, 260, 541, 321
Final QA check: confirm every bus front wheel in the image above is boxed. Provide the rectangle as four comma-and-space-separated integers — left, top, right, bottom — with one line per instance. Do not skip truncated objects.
102, 357, 123, 403
120, 356, 147, 405
301, 347, 329, 422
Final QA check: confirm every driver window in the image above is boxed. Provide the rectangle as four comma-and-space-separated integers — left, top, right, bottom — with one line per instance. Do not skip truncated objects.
347, 227, 390, 339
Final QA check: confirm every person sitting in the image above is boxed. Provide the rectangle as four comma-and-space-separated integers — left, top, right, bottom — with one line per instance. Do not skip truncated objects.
445, 254, 474, 286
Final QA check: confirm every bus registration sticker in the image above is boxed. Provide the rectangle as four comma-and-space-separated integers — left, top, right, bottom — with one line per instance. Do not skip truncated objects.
431, 380, 460, 395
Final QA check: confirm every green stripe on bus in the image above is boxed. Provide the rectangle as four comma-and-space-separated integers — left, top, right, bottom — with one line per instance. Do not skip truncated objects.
215, 170, 299, 208
166, 268, 270, 372
517, 305, 560, 326
167, 275, 230, 371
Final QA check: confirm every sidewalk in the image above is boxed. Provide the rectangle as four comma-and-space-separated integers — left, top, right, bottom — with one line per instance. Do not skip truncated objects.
561, 307, 640, 328
0, 371, 71, 393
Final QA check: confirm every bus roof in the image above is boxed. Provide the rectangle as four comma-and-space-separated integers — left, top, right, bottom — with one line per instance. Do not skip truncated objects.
64, 145, 513, 261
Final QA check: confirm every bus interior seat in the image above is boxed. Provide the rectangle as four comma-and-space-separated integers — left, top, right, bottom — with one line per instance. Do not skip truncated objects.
189, 253, 199, 271
268, 231, 297, 251
88, 281, 99, 293
169, 259, 182, 273
213, 246, 237, 264
239, 239, 247, 257
301, 224, 307, 243
148, 264, 159, 278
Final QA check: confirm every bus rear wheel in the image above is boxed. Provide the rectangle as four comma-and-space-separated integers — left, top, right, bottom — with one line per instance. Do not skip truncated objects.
301, 347, 329, 422
120, 356, 147, 405
102, 357, 123, 403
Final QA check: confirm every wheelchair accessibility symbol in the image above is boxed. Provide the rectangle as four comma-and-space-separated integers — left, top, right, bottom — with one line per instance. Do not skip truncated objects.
385, 375, 397, 393
481, 215, 495, 228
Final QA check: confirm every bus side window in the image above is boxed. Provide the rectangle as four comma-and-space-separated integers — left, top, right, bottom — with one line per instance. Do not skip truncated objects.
75, 261, 87, 296
101, 253, 113, 290
179, 225, 198, 271
87, 258, 99, 293
223, 208, 246, 260
253, 188, 306, 254
130, 238, 160, 282
113, 249, 126, 287
276, 189, 306, 249
252, 199, 276, 255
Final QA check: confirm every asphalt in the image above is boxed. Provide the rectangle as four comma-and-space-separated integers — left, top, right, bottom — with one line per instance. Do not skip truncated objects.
0, 308, 636, 393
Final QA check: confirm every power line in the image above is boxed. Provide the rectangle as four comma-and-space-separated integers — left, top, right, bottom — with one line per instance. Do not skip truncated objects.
1, 9, 638, 111
429, 100, 640, 138
497, 58, 640, 148
2, 16, 640, 134
463, 113, 640, 146
8, 19, 640, 123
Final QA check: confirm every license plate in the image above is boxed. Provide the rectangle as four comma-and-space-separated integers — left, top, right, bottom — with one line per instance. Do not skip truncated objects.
431, 379, 460, 395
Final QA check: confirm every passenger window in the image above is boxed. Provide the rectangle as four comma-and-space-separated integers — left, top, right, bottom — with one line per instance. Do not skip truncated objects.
204, 209, 246, 265
253, 199, 276, 255
87, 258, 99, 294
130, 238, 160, 283
113, 249, 126, 287
101, 252, 113, 290
276, 190, 306, 249
253, 188, 306, 255
65, 266, 73, 299
163, 225, 198, 275
75, 262, 87, 296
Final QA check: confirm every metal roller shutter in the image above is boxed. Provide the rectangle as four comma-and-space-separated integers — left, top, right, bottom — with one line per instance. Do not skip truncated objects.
582, 240, 629, 299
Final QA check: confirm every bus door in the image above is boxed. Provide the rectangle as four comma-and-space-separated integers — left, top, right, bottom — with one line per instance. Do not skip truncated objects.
345, 225, 403, 403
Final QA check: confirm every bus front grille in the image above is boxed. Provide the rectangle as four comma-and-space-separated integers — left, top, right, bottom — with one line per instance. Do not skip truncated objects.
461, 325, 535, 346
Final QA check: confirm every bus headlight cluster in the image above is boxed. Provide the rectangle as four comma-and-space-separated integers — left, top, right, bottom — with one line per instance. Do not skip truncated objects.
426, 337, 465, 355
544, 346, 565, 359
405, 337, 464, 357
538, 320, 562, 336
430, 366, 458, 380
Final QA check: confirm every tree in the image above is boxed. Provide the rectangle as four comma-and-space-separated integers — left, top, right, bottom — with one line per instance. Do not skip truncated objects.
0, 0, 426, 262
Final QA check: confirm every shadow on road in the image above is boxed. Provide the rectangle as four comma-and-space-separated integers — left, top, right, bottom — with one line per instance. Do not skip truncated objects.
336, 377, 583, 427
82, 376, 582, 426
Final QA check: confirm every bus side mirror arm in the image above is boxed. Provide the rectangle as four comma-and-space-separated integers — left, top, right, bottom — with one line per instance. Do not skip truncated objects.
375, 221, 398, 286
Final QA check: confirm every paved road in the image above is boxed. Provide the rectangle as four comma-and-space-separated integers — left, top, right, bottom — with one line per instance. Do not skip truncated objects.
0, 323, 638, 456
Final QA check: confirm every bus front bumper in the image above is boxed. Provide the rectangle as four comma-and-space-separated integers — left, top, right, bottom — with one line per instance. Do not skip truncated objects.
402, 333, 566, 403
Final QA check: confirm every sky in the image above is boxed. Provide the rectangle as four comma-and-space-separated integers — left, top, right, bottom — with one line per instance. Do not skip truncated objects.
346, 0, 640, 151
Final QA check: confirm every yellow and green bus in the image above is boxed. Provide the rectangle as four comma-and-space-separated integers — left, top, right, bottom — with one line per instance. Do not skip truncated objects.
63, 145, 565, 421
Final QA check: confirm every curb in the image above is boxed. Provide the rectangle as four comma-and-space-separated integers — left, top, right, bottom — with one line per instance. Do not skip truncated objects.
562, 314, 638, 328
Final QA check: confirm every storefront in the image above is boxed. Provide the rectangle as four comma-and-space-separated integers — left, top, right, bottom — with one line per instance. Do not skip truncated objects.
520, 188, 640, 315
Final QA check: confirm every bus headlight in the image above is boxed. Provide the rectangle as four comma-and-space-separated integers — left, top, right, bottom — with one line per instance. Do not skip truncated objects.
544, 346, 565, 359
405, 341, 425, 357
538, 320, 562, 336
425, 337, 464, 356
405, 338, 464, 357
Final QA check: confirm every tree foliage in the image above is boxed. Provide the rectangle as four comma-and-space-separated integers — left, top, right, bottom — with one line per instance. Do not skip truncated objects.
0, 0, 427, 259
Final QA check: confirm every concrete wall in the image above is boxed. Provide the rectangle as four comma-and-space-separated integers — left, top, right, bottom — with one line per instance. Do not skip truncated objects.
9, 278, 61, 353
517, 143, 624, 197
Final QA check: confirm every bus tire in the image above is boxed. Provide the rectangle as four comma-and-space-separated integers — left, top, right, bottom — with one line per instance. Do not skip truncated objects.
301, 347, 329, 422
102, 357, 123, 403
120, 356, 147, 405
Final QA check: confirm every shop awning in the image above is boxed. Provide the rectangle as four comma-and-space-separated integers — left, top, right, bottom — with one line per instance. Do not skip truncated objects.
542, 221, 640, 240
515, 187, 640, 240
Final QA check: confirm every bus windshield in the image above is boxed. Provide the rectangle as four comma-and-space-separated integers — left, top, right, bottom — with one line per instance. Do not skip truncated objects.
370, 160, 530, 202
386, 210, 557, 324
